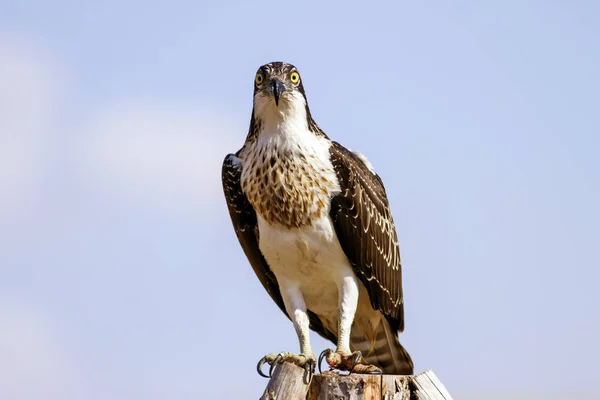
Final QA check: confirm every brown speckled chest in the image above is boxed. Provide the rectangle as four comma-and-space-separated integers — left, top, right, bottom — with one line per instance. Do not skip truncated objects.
239, 140, 340, 229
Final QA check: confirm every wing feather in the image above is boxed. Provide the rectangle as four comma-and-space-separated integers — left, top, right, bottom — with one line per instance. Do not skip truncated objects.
328, 142, 405, 332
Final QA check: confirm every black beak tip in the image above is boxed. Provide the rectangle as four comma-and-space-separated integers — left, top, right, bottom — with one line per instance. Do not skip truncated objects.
272, 79, 285, 107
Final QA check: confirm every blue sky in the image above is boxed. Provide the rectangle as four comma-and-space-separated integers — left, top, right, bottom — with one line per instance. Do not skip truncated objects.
1, 1, 599, 399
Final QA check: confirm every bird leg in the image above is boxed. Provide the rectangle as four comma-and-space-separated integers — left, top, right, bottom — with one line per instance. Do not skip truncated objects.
257, 283, 316, 380
319, 275, 382, 374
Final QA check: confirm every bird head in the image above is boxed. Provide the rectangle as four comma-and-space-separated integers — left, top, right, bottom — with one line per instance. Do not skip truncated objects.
252, 62, 307, 116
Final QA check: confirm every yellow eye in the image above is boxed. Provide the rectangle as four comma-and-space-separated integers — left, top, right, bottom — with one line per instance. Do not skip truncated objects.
290, 72, 300, 83
255, 73, 264, 85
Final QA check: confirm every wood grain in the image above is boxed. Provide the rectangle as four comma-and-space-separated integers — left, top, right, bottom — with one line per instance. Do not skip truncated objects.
412, 370, 453, 400
259, 362, 310, 400
308, 373, 380, 400
259, 363, 451, 400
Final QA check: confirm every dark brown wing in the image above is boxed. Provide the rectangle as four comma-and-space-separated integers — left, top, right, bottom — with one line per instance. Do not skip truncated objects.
222, 153, 337, 342
328, 142, 405, 332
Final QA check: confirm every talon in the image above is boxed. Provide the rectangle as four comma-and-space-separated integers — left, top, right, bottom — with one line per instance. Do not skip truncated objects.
257, 356, 269, 378
304, 359, 314, 384
318, 349, 383, 375
318, 349, 330, 374
349, 351, 362, 374
269, 353, 284, 377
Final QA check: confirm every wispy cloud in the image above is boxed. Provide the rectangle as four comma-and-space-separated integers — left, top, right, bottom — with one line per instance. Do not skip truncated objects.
1, 34, 246, 220
78, 101, 244, 210
0, 37, 64, 218
0, 296, 84, 400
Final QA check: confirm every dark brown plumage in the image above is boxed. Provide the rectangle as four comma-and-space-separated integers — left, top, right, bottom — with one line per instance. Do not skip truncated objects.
328, 142, 405, 332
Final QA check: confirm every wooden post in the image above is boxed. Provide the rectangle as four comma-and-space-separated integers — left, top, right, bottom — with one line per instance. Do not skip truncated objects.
382, 375, 411, 400
259, 362, 310, 400
309, 372, 382, 399
411, 370, 453, 400
260, 363, 453, 400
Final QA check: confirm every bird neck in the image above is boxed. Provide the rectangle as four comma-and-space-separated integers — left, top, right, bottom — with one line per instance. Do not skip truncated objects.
246, 100, 326, 148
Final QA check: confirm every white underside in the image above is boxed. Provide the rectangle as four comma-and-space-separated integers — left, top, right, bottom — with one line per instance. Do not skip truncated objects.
257, 213, 380, 353
257, 214, 352, 319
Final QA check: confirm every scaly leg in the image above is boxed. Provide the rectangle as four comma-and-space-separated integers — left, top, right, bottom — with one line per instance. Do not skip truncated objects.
257, 281, 316, 378
321, 274, 382, 374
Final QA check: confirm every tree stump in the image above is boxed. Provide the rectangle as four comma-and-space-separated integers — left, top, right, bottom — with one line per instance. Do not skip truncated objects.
382, 375, 411, 400
259, 362, 310, 400
259, 363, 453, 400
411, 370, 453, 400
309, 372, 382, 399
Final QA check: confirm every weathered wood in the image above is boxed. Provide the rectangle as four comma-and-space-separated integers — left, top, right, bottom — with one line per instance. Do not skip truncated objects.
411, 370, 453, 400
382, 375, 410, 400
260, 364, 451, 399
308, 373, 380, 400
259, 362, 310, 400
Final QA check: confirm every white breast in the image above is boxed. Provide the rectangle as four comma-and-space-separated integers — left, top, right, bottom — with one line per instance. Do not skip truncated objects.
246, 111, 348, 315
257, 213, 354, 316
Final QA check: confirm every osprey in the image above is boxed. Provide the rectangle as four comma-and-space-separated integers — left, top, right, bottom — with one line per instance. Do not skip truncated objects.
222, 62, 414, 376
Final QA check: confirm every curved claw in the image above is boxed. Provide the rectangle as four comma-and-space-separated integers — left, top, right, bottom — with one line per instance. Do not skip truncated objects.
318, 349, 330, 374
257, 356, 270, 378
269, 353, 284, 377
348, 351, 362, 374
304, 359, 315, 384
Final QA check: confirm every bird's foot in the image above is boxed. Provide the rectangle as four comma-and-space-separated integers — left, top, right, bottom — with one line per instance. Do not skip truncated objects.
257, 351, 316, 381
318, 349, 382, 374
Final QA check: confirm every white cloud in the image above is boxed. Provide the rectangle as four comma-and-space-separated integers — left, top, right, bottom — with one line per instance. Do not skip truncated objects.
79, 101, 244, 210
0, 297, 83, 400
0, 34, 244, 221
0, 37, 64, 218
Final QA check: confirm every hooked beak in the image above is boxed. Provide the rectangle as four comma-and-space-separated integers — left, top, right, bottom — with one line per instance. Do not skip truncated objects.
271, 78, 286, 106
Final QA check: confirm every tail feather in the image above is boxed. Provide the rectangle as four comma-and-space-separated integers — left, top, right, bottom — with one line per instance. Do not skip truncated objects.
351, 315, 414, 375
